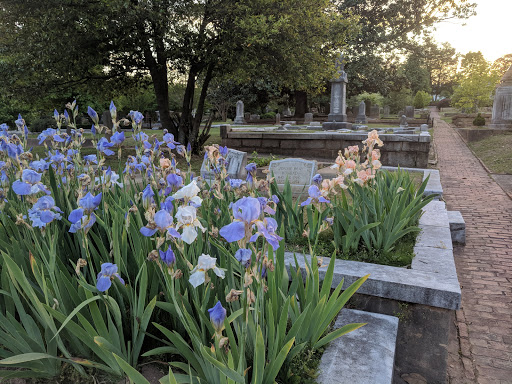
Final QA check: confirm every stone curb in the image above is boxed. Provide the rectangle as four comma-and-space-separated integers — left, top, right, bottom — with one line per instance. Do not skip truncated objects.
284, 201, 461, 310
317, 309, 399, 384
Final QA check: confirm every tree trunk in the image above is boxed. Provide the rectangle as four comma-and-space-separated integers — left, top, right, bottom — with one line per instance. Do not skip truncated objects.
151, 66, 175, 136
178, 66, 198, 144
190, 63, 214, 151
294, 90, 307, 117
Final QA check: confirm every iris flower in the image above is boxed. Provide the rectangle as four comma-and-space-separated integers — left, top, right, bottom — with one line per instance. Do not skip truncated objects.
140, 209, 181, 238
208, 301, 227, 333
12, 169, 50, 195
68, 192, 102, 233
96, 263, 125, 292
111, 131, 125, 145
87, 106, 99, 124
97, 137, 115, 156
175, 205, 205, 244
28, 196, 63, 228
250, 217, 283, 250
189, 254, 225, 288
159, 245, 176, 266
301, 185, 330, 206
219, 196, 261, 243
234, 248, 252, 268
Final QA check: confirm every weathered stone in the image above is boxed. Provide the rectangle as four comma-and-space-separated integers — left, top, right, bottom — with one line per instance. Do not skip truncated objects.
200, 148, 247, 181
304, 113, 313, 124
249, 114, 260, 121
423, 169, 443, 199
355, 101, 367, 124
282, 107, 292, 116
383, 105, 390, 117
275, 113, 281, 124
269, 158, 316, 193
370, 105, 380, 118
399, 115, 408, 128
420, 124, 429, 131
100, 111, 113, 129
233, 100, 245, 125
490, 65, 512, 128
322, 53, 352, 131
447, 210, 466, 244
405, 106, 414, 118
317, 309, 398, 384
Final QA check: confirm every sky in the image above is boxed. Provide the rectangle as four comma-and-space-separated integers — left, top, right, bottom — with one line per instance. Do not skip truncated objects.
432, 0, 512, 62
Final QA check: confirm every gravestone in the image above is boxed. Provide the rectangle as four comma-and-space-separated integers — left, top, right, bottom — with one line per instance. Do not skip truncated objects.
405, 106, 414, 119
269, 158, 317, 194
383, 106, 390, 117
283, 107, 292, 116
275, 113, 281, 124
323, 53, 352, 130
250, 114, 260, 121
352, 105, 359, 117
400, 115, 408, 128
370, 105, 380, 119
421, 124, 429, 132
101, 111, 113, 129
244, 112, 251, 122
155, 110, 161, 123
355, 101, 367, 124
490, 65, 512, 128
201, 148, 248, 182
304, 113, 314, 124
233, 100, 245, 125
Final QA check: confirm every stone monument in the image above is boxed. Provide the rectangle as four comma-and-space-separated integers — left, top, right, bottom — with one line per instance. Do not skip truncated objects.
399, 115, 408, 128
490, 65, 512, 128
283, 107, 292, 116
304, 113, 313, 124
355, 101, 367, 124
100, 111, 113, 130
275, 113, 281, 125
405, 106, 414, 119
233, 100, 245, 125
383, 106, 390, 117
268, 158, 317, 194
370, 105, 380, 119
322, 53, 352, 130
201, 148, 247, 181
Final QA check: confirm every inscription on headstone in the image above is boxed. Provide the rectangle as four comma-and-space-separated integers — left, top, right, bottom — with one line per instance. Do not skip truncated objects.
304, 113, 313, 124
201, 148, 247, 181
269, 158, 317, 193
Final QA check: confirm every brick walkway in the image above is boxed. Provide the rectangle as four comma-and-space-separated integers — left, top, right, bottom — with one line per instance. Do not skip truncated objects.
431, 110, 512, 384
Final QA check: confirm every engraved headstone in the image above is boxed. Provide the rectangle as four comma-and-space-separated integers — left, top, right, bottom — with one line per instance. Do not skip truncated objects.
250, 114, 260, 121
355, 101, 367, 124
200, 148, 247, 181
405, 106, 414, 119
399, 115, 408, 128
490, 65, 512, 128
304, 113, 313, 124
244, 112, 251, 121
233, 100, 245, 125
269, 158, 317, 194
370, 105, 380, 119
323, 53, 352, 130
275, 113, 281, 124
101, 111, 113, 129
383, 106, 390, 117
420, 124, 429, 132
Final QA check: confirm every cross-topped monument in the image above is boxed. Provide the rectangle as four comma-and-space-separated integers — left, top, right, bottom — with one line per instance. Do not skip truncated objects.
322, 53, 352, 130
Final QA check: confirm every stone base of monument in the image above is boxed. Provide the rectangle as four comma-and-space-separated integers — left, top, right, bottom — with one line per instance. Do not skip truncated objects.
322, 121, 353, 130
233, 118, 245, 125
489, 122, 512, 129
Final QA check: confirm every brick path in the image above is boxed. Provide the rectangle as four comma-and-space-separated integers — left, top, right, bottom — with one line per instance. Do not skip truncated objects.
431, 109, 512, 384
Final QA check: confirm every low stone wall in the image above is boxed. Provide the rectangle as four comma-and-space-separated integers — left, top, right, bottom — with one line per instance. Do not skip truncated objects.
220, 126, 431, 168
456, 127, 511, 142
452, 113, 491, 128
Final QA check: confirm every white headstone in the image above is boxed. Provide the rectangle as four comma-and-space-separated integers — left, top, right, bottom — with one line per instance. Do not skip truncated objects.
234, 100, 245, 125
269, 158, 317, 194
304, 113, 313, 124
201, 148, 247, 181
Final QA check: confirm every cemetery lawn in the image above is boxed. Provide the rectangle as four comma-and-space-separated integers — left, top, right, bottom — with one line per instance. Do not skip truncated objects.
468, 132, 512, 174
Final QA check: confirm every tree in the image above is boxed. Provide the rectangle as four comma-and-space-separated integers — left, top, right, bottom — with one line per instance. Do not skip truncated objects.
0, 0, 358, 151
402, 54, 431, 94
492, 54, 512, 78
452, 52, 500, 113
414, 91, 431, 109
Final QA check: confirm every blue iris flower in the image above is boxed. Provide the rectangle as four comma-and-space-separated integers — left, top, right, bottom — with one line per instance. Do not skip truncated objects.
91, 124, 96, 136
312, 173, 322, 185
234, 248, 252, 268
111, 131, 125, 145
219, 196, 261, 243
87, 106, 99, 124
63, 110, 70, 124
68, 192, 102, 233
159, 245, 176, 266
28, 196, 63, 228
208, 301, 227, 333
142, 184, 155, 209
250, 217, 283, 250
229, 179, 245, 188
109, 101, 117, 120
96, 263, 125, 292
129, 110, 144, 125
83, 154, 98, 164
140, 209, 181, 238
301, 185, 330, 207
12, 169, 49, 195
245, 163, 257, 184
162, 133, 179, 149
97, 137, 115, 156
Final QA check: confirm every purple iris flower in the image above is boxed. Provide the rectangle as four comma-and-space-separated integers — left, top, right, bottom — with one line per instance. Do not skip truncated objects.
271, 195, 279, 204
219, 146, 228, 157
87, 106, 99, 124
83, 154, 98, 164
111, 131, 125, 145
159, 245, 176, 266
229, 179, 245, 188
97, 137, 115, 156
12, 169, 49, 195
0, 171, 9, 188
250, 217, 283, 250
133, 131, 148, 142
0, 123, 8, 135
53, 109, 59, 121
109, 101, 117, 120
63, 110, 70, 124
186, 143, 191, 153
313, 174, 322, 185
160, 196, 175, 213
143, 140, 152, 150
30, 159, 49, 172
79, 192, 102, 213
142, 184, 155, 209
96, 263, 125, 292
165, 173, 183, 194
245, 163, 257, 184
208, 301, 226, 333
68, 192, 102, 233
129, 110, 144, 125
28, 195, 63, 228
219, 196, 261, 243
91, 124, 96, 136
140, 209, 181, 238
162, 133, 179, 149
301, 185, 330, 206
6, 143, 23, 158
234, 248, 252, 268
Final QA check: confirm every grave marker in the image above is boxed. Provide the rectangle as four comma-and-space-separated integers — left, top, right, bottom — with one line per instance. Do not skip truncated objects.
269, 158, 317, 194
200, 148, 248, 181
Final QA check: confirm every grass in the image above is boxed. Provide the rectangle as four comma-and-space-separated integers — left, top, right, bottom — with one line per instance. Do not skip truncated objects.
468, 132, 512, 174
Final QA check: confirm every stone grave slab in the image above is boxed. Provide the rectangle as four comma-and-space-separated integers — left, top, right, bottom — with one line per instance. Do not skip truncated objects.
268, 158, 317, 194
200, 148, 247, 182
